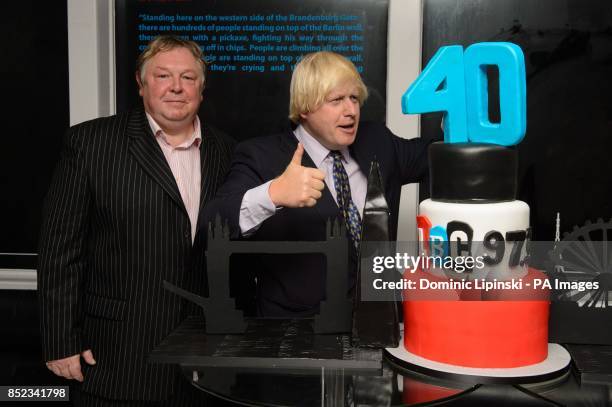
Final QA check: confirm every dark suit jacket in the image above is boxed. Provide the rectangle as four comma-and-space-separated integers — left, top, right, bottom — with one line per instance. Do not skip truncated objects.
37, 107, 234, 400
207, 122, 431, 317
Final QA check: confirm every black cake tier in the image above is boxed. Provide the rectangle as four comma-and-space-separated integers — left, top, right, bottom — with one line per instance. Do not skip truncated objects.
429, 142, 517, 202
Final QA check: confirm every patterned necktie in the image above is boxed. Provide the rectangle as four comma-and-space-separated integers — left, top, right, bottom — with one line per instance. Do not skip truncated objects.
330, 150, 362, 247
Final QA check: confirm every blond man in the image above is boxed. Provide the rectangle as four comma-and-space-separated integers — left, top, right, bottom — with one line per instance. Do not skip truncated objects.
209, 51, 433, 317
38, 36, 235, 405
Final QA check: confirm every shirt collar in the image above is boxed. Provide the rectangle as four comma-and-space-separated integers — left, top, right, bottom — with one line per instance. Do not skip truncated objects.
146, 113, 202, 149
293, 124, 350, 166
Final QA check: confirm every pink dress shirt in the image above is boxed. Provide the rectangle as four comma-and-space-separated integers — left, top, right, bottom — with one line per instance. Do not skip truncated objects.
146, 113, 202, 242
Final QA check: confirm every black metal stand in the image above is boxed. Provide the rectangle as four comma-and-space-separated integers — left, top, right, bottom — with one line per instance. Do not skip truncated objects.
156, 158, 405, 372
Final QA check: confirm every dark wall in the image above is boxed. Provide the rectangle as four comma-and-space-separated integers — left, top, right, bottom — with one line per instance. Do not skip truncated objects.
0, 0, 69, 394
421, 0, 612, 240
0, 1, 69, 266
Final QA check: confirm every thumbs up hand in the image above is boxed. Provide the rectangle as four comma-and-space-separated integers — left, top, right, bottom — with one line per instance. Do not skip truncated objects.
269, 143, 326, 208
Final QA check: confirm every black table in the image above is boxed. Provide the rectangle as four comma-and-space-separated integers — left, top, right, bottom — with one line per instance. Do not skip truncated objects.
152, 317, 612, 406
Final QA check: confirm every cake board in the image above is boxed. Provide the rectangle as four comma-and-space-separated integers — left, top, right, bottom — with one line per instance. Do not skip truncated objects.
384, 330, 571, 385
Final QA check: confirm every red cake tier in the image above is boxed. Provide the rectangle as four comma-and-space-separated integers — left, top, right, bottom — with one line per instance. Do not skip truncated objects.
402, 268, 550, 368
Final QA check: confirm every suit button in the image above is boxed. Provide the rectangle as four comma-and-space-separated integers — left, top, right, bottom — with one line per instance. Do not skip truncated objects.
184, 232, 190, 239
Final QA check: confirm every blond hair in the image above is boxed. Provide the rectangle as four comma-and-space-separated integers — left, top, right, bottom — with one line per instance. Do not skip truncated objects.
289, 51, 368, 123
137, 35, 207, 89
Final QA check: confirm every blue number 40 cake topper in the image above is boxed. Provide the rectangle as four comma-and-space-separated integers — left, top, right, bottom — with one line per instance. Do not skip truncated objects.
403, 42, 526, 146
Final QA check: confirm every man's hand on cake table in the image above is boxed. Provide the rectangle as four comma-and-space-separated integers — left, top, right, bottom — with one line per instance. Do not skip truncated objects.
269, 143, 326, 208
46, 349, 96, 382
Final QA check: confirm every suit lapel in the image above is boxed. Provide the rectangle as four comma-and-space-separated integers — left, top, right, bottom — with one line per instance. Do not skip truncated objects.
198, 123, 221, 212
350, 128, 395, 209
349, 130, 375, 183
126, 107, 187, 215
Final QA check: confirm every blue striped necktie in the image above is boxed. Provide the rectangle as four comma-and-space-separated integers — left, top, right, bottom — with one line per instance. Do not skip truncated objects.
330, 150, 362, 247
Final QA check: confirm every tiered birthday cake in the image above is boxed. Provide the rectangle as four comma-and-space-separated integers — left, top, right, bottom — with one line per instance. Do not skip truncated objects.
403, 142, 549, 368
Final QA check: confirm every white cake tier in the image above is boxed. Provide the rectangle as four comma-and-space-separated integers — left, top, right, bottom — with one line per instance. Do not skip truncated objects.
419, 199, 529, 239
418, 199, 530, 280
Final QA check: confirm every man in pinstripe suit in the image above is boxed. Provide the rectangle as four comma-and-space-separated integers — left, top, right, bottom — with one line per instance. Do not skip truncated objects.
38, 36, 234, 405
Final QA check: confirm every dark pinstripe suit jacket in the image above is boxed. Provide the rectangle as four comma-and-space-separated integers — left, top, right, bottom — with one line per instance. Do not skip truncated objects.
38, 106, 234, 400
